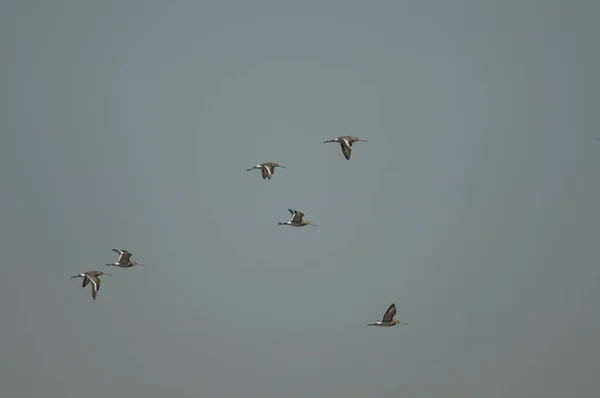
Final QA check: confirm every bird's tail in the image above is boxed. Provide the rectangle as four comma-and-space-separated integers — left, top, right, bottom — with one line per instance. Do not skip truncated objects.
277, 222, 285, 225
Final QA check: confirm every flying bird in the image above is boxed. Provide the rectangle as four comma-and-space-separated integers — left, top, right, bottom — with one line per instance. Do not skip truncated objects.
246, 162, 286, 180
277, 209, 317, 227
70, 271, 111, 300
368, 303, 408, 327
323, 135, 367, 160
106, 249, 146, 268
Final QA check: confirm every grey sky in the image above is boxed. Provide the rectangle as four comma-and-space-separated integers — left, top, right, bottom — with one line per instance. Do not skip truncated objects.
1, 1, 599, 397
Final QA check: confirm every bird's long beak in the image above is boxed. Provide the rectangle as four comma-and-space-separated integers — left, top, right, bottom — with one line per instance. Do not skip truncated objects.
104, 273, 112, 276
279, 165, 287, 168
310, 223, 318, 227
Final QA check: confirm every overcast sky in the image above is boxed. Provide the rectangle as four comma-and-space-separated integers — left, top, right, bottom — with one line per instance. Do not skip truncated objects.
1, 1, 599, 397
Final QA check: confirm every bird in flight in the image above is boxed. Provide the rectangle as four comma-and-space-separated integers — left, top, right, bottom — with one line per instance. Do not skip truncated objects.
106, 249, 146, 268
323, 135, 368, 160
246, 162, 286, 180
277, 209, 317, 227
70, 271, 111, 300
368, 303, 408, 327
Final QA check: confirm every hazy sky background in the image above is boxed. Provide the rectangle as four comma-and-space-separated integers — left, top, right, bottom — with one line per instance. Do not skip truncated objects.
1, 1, 599, 397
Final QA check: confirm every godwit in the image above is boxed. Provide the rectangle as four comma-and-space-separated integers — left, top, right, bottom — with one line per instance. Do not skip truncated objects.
323, 135, 368, 160
106, 249, 146, 268
368, 303, 408, 327
246, 162, 286, 180
70, 271, 111, 300
277, 209, 317, 227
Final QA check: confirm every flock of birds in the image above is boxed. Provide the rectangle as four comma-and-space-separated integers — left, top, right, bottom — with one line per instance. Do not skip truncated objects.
70, 135, 408, 328
70, 249, 145, 300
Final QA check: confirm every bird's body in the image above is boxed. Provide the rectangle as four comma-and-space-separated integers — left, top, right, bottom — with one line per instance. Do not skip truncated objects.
106, 249, 146, 268
246, 162, 286, 180
277, 209, 317, 227
323, 135, 367, 160
70, 271, 111, 300
368, 303, 407, 327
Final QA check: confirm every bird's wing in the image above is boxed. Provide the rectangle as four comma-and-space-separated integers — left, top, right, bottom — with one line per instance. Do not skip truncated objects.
290, 210, 305, 223
82, 276, 90, 288
117, 251, 132, 264
382, 303, 397, 322
89, 276, 100, 300
91, 281, 98, 300
113, 249, 124, 261
340, 142, 352, 160
261, 166, 272, 179
122, 252, 132, 263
